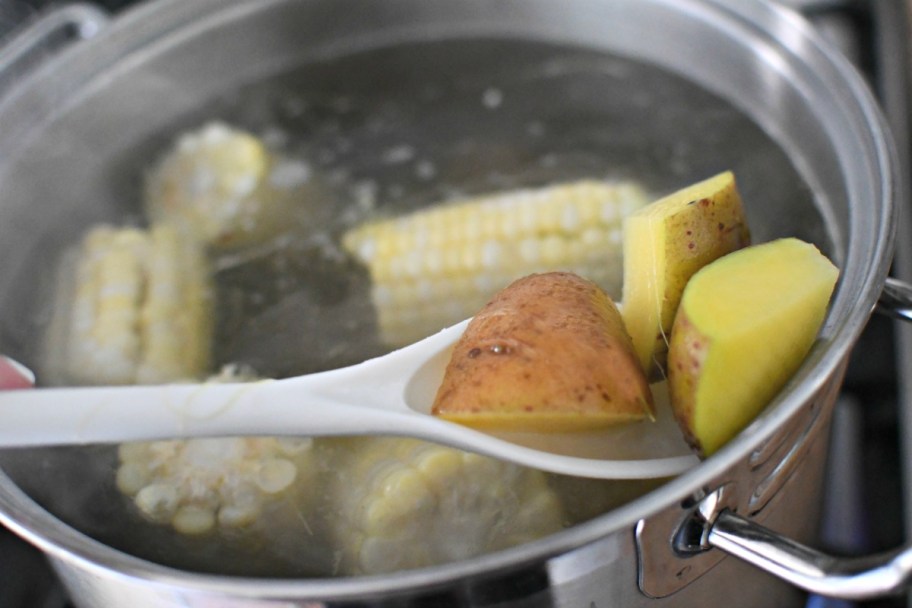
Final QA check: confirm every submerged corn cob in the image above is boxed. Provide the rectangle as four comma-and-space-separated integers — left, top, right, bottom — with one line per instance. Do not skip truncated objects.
115, 365, 319, 537
146, 122, 315, 250
322, 437, 564, 575
117, 435, 317, 535
342, 180, 649, 346
48, 223, 212, 386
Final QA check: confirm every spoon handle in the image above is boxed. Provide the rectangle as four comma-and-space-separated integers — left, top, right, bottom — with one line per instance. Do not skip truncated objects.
0, 379, 700, 478
0, 320, 471, 448
0, 380, 416, 447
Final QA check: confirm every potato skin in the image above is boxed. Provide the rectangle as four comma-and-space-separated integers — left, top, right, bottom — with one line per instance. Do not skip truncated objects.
623, 171, 750, 379
432, 272, 654, 431
666, 310, 704, 452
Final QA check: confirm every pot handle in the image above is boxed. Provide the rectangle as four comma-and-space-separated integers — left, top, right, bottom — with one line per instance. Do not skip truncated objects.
0, 3, 108, 94
692, 276, 912, 600
875, 277, 912, 321
706, 509, 910, 600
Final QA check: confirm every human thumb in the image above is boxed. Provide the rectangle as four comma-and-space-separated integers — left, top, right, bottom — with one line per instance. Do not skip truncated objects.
0, 356, 35, 389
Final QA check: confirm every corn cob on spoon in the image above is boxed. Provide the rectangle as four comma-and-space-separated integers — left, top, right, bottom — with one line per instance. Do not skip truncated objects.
0, 320, 697, 479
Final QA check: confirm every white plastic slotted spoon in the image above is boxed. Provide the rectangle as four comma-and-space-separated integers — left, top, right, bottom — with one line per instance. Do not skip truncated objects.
0, 320, 699, 479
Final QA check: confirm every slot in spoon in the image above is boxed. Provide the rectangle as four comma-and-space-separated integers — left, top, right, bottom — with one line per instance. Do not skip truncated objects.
0, 320, 699, 479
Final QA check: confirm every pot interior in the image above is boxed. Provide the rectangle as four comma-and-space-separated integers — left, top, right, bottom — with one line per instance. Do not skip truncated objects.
0, 0, 875, 582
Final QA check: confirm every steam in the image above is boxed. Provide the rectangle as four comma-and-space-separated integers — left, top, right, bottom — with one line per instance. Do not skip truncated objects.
0, 1, 35, 44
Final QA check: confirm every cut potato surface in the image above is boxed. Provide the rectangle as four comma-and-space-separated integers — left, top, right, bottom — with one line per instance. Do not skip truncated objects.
432, 272, 654, 431
622, 171, 750, 378
667, 238, 839, 456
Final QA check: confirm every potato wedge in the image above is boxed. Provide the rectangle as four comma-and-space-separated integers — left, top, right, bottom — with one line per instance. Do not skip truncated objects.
667, 238, 839, 456
432, 272, 654, 431
622, 171, 750, 378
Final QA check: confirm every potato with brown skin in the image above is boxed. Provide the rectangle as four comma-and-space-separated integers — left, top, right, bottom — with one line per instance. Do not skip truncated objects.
432, 272, 654, 431
622, 171, 750, 379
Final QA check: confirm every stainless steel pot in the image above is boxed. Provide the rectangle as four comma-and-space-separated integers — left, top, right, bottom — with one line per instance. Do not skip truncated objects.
0, 0, 904, 606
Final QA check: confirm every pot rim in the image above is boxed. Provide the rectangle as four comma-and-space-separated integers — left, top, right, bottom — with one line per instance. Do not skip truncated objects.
0, 0, 898, 599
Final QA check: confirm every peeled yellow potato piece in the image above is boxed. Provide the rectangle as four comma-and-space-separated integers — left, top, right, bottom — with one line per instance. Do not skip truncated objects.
667, 238, 839, 456
622, 171, 750, 378
432, 271, 654, 431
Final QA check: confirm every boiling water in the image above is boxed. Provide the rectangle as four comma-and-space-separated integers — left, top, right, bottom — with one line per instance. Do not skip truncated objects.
0, 37, 818, 577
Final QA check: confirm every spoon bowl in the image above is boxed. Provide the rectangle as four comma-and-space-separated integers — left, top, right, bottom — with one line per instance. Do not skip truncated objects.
0, 321, 699, 479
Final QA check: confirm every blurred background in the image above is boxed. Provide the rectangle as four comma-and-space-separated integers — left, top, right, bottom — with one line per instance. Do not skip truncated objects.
0, 0, 909, 606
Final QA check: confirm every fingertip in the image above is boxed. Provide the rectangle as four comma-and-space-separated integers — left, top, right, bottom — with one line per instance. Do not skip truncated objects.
0, 356, 35, 389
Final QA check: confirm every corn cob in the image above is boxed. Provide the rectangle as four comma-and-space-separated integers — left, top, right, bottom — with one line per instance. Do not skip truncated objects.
47, 223, 213, 386
145, 122, 315, 250
321, 437, 564, 575
341, 180, 649, 346
117, 435, 317, 535
115, 364, 319, 536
